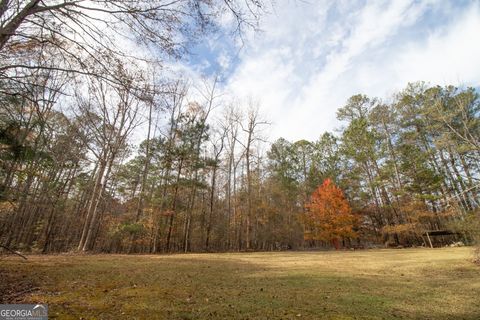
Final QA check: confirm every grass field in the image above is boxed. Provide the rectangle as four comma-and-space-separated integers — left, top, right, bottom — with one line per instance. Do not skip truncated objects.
1, 248, 479, 319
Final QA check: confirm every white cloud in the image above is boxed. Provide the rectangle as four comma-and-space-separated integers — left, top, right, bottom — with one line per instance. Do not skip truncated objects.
394, 7, 480, 86
217, 51, 232, 71
222, 0, 480, 142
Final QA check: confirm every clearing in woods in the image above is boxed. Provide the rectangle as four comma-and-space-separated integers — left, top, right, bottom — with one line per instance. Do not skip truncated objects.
1, 247, 479, 319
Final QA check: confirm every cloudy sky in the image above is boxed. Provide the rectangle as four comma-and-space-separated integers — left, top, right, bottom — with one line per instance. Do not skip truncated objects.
184, 0, 480, 142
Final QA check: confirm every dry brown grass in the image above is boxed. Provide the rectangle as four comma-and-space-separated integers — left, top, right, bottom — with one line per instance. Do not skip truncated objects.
1, 247, 479, 319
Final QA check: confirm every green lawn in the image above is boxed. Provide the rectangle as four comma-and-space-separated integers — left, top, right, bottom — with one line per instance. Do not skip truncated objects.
1, 248, 479, 319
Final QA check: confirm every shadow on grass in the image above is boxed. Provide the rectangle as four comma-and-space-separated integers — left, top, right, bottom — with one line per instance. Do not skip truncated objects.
0, 253, 479, 319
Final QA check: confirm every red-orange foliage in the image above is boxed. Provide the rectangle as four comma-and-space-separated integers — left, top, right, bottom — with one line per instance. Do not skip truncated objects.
303, 178, 357, 249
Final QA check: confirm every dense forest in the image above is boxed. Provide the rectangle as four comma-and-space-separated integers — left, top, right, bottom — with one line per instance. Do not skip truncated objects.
0, 1, 479, 255
1, 78, 479, 253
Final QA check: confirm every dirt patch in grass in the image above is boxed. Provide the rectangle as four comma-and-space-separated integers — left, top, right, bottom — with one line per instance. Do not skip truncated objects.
0, 259, 39, 303
1, 248, 479, 319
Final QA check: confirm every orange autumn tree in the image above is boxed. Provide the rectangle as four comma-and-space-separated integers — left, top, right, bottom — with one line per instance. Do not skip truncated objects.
303, 178, 357, 249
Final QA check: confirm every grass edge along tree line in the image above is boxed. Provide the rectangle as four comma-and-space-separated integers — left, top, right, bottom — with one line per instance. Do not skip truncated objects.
1, 81, 480, 257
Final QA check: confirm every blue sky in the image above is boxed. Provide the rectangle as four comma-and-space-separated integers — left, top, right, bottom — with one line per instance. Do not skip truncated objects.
182, 0, 480, 141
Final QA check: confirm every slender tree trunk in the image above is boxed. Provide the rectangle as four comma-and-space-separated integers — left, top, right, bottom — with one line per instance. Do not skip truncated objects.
166, 158, 183, 252
78, 157, 107, 251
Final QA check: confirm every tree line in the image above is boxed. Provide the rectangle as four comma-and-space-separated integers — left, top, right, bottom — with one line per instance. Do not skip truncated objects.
1, 78, 479, 253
